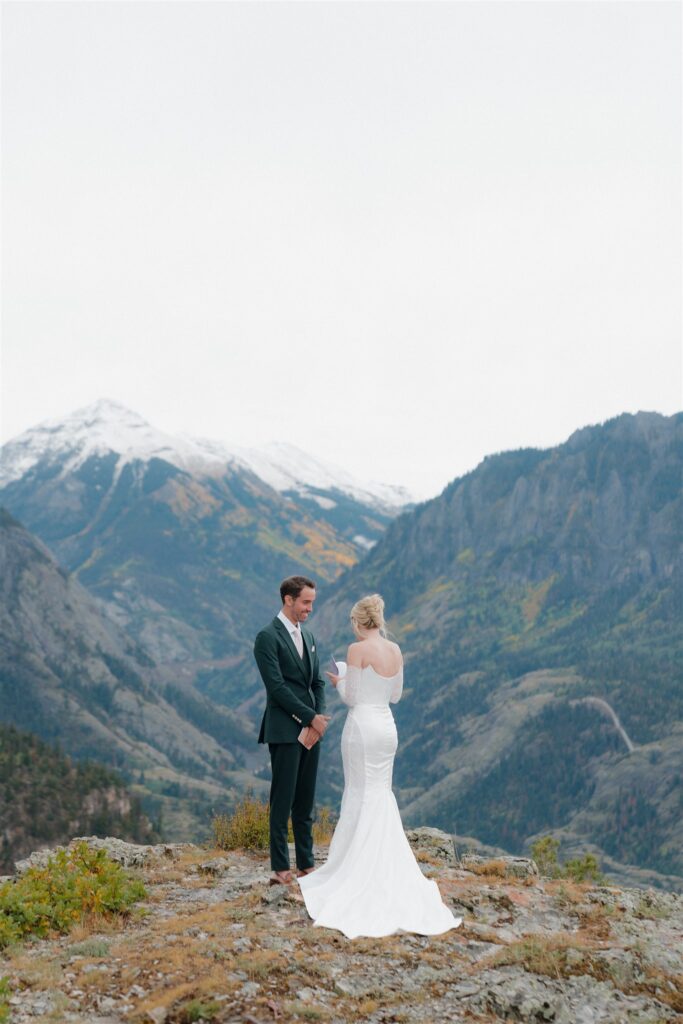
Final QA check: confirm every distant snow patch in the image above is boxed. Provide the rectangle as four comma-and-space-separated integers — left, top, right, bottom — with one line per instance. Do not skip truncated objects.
310, 495, 337, 510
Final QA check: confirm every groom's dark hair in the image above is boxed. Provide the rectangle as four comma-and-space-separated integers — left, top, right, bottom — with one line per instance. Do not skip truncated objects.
280, 575, 316, 603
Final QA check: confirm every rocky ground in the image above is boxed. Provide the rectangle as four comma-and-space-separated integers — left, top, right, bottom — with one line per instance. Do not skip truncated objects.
1, 829, 682, 1024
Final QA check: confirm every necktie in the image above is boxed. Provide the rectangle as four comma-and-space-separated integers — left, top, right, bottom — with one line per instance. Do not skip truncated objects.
292, 625, 304, 658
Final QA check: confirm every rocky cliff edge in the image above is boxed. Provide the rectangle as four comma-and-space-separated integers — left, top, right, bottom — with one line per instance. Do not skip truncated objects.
1, 830, 681, 1023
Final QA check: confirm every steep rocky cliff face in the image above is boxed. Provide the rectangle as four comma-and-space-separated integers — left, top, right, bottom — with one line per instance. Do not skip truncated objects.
319, 410, 681, 613
313, 412, 683, 881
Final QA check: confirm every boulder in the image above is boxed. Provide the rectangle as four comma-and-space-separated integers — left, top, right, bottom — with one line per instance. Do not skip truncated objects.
405, 826, 456, 864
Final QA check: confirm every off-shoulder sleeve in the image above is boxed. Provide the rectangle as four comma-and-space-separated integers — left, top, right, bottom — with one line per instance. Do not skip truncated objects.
390, 666, 404, 703
336, 664, 362, 706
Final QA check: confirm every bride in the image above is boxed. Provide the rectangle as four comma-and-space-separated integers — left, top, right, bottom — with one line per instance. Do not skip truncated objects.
297, 594, 462, 939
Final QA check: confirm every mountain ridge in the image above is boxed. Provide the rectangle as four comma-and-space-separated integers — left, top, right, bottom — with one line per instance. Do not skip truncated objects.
0, 399, 414, 668
1, 407, 680, 887
312, 409, 683, 882
0, 397, 418, 511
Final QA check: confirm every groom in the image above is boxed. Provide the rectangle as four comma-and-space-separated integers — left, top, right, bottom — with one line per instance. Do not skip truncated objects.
254, 575, 331, 885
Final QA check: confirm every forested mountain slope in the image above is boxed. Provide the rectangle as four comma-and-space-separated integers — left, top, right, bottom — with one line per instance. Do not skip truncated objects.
0, 723, 157, 873
0, 509, 261, 839
314, 411, 683, 884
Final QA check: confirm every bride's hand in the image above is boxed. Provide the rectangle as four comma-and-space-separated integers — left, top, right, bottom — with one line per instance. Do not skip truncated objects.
325, 671, 341, 687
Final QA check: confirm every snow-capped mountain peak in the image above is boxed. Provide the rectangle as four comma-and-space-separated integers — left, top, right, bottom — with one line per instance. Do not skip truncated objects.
0, 400, 417, 510
0, 398, 233, 486
218, 440, 416, 509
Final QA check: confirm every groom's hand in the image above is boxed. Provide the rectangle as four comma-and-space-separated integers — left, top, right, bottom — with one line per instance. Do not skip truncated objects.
310, 714, 331, 737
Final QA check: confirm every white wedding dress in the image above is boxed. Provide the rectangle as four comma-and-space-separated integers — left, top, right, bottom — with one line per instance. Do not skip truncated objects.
297, 663, 462, 939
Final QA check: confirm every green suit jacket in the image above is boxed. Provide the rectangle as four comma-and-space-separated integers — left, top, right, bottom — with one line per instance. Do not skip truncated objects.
254, 617, 327, 744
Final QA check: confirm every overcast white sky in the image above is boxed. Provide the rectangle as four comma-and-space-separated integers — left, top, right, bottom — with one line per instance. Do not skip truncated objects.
2, 1, 681, 498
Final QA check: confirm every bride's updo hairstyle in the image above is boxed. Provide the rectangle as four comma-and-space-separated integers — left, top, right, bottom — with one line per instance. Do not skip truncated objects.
350, 593, 386, 636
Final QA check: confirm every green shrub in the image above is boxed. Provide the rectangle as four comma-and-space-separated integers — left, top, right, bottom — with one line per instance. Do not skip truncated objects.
530, 835, 562, 877
530, 835, 605, 883
66, 938, 111, 958
212, 791, 335, 851
0, 976, 9, 1024
177, 999, 221, 1022
0, 841, 146, 949
212, 792, 275, 850
563, 852, 603, 882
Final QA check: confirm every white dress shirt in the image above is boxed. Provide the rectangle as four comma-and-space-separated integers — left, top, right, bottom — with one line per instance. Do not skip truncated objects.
278, 609, 304, 657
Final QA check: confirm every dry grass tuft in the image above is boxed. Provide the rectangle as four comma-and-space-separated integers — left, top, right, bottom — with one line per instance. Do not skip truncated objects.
465, 858, 508, 878
415, 851, 442, 865
547, 878, 591, 907
283, 1000, 331, 1020
489, 933, 683, 1012
491, 933, 605, 982
65, 912, 123, 942
637, 967, 683, 1014
577, 903, 619, 940
132, 973, 235, 1023
2, 952, 61, 990
141, 906, 225, 940
634, 894, 675, 921
312, 806, 335, 845
461, 925, 509, 946
212, 793, 335, 851
234, 949, 285, 979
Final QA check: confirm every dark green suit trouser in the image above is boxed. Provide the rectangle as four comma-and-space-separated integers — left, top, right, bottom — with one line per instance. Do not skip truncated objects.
268, 740, 320, 871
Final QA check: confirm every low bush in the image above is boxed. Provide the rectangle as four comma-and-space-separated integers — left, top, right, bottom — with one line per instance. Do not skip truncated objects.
212, 792, 335, 850
66, 937, 111, 958
177, 998, 221, 1022
0, 841, 146, 948
530, 835, 605, 883
0, 976, 9, 1024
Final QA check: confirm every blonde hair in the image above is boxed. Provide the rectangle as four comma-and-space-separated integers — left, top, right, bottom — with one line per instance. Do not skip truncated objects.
350, 593, 386, 635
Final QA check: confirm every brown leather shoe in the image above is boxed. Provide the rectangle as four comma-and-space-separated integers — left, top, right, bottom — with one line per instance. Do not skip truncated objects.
269, 870, 294, 886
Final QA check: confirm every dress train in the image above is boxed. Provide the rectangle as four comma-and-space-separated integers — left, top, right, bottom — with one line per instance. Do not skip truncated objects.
298, 664, 462, 939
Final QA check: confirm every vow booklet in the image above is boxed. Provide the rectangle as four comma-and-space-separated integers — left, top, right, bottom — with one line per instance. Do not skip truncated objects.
326, 657, 347, 677
298, 726, 319, 749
